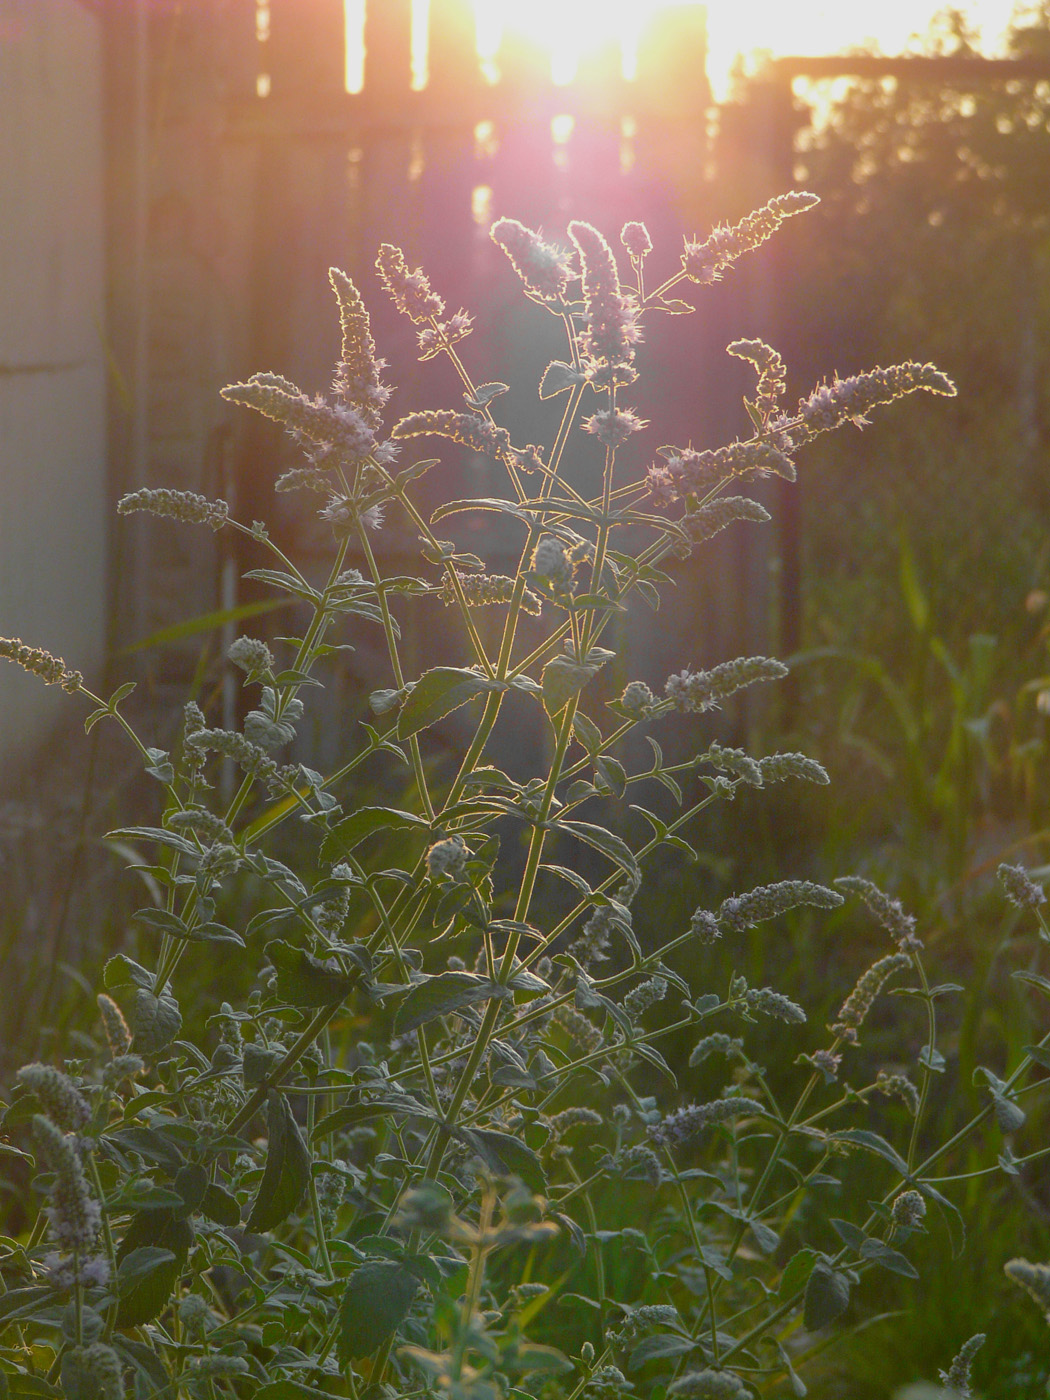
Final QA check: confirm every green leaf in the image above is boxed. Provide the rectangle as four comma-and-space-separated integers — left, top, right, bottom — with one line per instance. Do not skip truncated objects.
200, 1182, 241, 1227
245, 1091, 311, 1232
539, 360, 584, 399
120, 597, 291, 654
257, 1384, 339, 1400
464, 381, 509, 408
803, 1261, 851, 1330
508, 1344, 574, 1374
627, 1334, 696, 1370
859, 1238, 919, 1278
397, 667, 498, 739
104, 954, 153, 991
394, 971, 510, 1035
130, 988, 182, 1057
336, 1261, 419, 1362
115, 1210, 193, 1327
1025, 1043, 1050, 1069
313, 1096, 434, 1140
319, 807, 429, 864
265, 939, 358, 1008
542, 657, 599, 716
466, 1128, 546, 1192
830, 1218, 868, 1252
779, 1248, 818, 1299
558, 820, 640, 882
1013, 970, 1050, 1002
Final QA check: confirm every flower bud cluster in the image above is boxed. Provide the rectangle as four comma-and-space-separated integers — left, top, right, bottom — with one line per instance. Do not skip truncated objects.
582, 407, 648, 449
569, 220, 642, 381
97, 994, 132, 1057
728, 338, 787, 424
689, 908, 721, 945
758, 751, 830, 786
620, 221, 652, 261
186, 727, 281, 787
830, 952, 913, 1044
329, 266, 390, 429
706, 742, 763, 786
745, 986, 806, 1024
440, 570, 542, 616
426, 835, 468, 881
227, 636, 274, 676
835, 876, 921, 949
375, 243, 445, 322
60, 1343, 123, 1400
619, 681, 655, 717
939, 1333, 985, 1396
681, 190, 819, 285
17, 1065, 91, 1132
891, 1189, 927, 1228
0, 638, 82, 692
118, 486, 229, 531
553, 1003, 604, 1054
647, 438, 796, 507
33, 1116, 101, 1252
490, 218, 575, 300
665, 655, 788, 714
530, 535, 573, 589
616, 1144, 662, 1186
167, 808, 235, 846
876, 1070, 920, 1116
681, 495, 770, 546
547, 1107, 603, 1134
393, 408, 545, 475
416, 310, 475, 360
796, 362, 955, 436
688, 1033, 742, 1066
998, 862, 1047, 911
717, 880, 842, 933
649, 1096, 765, 1147
623, 976, 668, 1020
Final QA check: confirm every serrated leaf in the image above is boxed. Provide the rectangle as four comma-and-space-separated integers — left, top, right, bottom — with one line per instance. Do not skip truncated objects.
464, 381, 509, 408
104, 953, 153, 991
573, 712, 602, 754
200, 1181, 240, 1226
830, 1218, 868, 1252
245, 1090, 311, 1232
859, 1238, 919, 1278
397, 667, 497, 739
115, 1210, 193, 1327
749, 1218, 780, 1254
319, 806, 430, 862
828, 1128, 909, 1174
558, 820, 639, 881
803, 1261, 850, 1330
466, 1128, 546, 1192
542, 657, 599, 716
394, 971, 509, 1035
130, 988, 182, 1056
265, 939, 358, 1008
626, 1334, 696, 1370
337, 1261, 419, 1361
538, 360, 584, 399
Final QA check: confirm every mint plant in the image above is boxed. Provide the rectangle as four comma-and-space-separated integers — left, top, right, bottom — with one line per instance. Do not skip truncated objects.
2, 193, 1043, 1399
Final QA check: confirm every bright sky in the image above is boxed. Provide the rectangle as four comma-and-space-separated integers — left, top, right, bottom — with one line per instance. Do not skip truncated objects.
343, 1, 1024, 97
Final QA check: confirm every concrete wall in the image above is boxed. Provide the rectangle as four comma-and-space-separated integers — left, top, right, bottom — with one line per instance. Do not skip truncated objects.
0, 0, 107, 755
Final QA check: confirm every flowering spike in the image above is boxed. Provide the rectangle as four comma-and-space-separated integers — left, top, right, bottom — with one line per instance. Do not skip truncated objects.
830, 952, 913, 1045
376, 243, 445, 323
796, 362, 956, 436
665, 655, 788, 714
682, 191, 819, 285
490, 218, 574, 300
0, 638, 82, 692
568, 220, 642, 381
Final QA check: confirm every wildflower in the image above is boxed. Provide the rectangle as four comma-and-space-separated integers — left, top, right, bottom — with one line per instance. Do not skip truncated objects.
803, 1047, 842, 1081
440, 570, 542, 616
758, 751, 830, 786
548, 1107, 603, 1133
329, 266, 390, 429
718, 880, 842, 933
582, 407, 648, 449
649, 1096, 765, 1147
706, 742, 763, 786
416, 309, 474, 360
186, 727, 280, 785
167, 808, 235, 846
682, 495, 770, 545
375, 243, 445, 322
44, 1251, 110, 1291
835, 875, 921, 950
621, 221, 652, 260
647, 439, 796, 507
619, 681, 655, 717
689, 908, 721, 945
0, 638, 82, 692
831, 952, 913, 1045
939, 1334, 985, 1396
17, 1065, 91, 1132
568, 220, 642, 373
689, 1033, 742, 1066
876, 1069, 920, 1116
727, 338, 787, 423
97, 994, 132, 1057
530, 535, 572, 588
178, 1291, 216, 1339
223, 377, 377, 465
393, 407, 544, 475
60, 1343, 124, 1400
569, 904, 614, 966
681, 190, 819, 285
998, 862, 1047, 911
426, 835, 468, 880
490, 218, 574, 300
552, 1004, 604, 1054
796, 362, 955, 436
668, 1371, 747, 1400
746, 986, 807, 1024
665, 655, 788, 714
32, 1116, 101, 1252
623, 976, 667, 1019
118, 486, 229, 531
227, 636, 274, 675
891, 1189, 927, 1229
183, 700, 206, 736
1004, 1258, 1050, 1314
101, 1055, 144, 1089
616, 1144, 662, 1186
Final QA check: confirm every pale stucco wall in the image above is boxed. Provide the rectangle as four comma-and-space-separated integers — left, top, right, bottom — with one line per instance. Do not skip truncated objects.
0, 0, 107, 758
